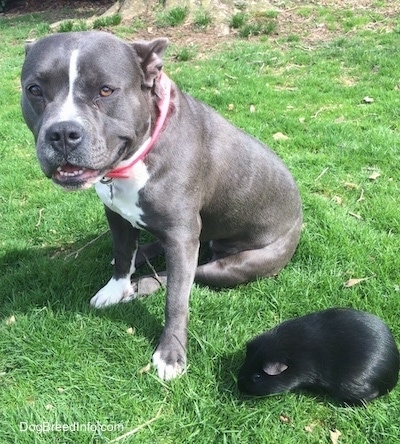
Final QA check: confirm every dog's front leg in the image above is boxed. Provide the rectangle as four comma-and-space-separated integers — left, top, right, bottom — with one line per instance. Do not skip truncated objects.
90, 206, 139, 308
153, 232, 200, 380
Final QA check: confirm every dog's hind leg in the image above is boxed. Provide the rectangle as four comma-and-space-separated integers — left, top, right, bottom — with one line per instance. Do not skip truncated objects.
195, 222, 301, 287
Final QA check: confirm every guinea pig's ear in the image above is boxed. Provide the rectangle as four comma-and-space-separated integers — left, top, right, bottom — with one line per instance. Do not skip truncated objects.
263, 362, 288, 376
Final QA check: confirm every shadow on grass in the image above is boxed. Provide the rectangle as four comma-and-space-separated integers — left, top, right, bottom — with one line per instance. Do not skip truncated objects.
0, 234, 165, 348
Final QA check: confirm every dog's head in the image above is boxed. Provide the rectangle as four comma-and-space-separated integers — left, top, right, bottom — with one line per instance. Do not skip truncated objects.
21, 31, 168, 190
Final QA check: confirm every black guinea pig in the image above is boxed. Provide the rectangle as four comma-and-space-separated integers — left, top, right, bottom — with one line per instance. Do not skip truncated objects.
237, 308, 399, 404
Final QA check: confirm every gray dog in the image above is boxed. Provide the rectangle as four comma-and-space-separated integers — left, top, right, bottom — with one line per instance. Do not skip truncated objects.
21, 31, 302, 380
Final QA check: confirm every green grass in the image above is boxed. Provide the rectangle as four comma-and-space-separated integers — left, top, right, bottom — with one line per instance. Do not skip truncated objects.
92, 14, 122, 30
1, 7, 400, 444
230, 12, 248, 29
193, 8, 212, 28
155, 6, 189, 28
57, 14, 122, 33
172, 45, 198, 62
230, 10, 278, 38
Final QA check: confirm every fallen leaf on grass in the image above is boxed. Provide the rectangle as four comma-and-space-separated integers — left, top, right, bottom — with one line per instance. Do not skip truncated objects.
273, 132, 289, 141
343, 182, 358, 189
138, 363, 152, 375
344, 275, 375, 288
330, 429, 342, 444
304, 422, 317, 433
332, 196, 343, 205
368, 171, 381, 180
343, 182, 358, 190
279, 414, 291, 423
5, 315, 16, 325
275, 86, 298, 91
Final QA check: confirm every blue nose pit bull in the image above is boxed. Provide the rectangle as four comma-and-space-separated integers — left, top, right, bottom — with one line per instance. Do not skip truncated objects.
21, 31, 302, 380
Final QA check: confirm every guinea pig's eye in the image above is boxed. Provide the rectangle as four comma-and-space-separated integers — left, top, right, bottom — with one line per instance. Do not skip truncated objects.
252, 373, 262, 383
28, 84, 42, 97
99, 86, 114, 97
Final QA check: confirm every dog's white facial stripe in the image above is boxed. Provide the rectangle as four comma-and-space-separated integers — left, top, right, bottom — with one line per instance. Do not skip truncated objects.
59, 49, 81, 122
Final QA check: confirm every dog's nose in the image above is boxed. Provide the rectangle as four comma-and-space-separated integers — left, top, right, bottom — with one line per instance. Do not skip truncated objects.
47, 121, 84, 153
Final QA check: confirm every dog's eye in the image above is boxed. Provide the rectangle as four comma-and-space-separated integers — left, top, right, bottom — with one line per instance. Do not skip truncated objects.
28, 84, 42, 97
99, 86, 114, 97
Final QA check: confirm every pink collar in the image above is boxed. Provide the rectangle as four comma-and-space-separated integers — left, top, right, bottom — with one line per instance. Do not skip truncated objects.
104, 72, 171, 179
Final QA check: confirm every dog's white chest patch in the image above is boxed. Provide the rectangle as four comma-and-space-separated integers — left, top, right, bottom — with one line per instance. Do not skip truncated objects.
95, 161, 149, 228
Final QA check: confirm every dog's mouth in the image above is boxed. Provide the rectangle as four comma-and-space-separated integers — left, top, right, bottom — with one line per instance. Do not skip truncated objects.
52, 164, 103, 190
50, 140, 132, 190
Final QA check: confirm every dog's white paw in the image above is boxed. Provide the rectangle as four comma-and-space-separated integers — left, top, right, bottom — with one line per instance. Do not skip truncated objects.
90, 277, 136, 308
152, 350, 185, 381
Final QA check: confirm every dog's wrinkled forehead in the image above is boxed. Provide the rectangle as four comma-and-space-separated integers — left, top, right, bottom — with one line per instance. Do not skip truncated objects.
22, 32, 140, 86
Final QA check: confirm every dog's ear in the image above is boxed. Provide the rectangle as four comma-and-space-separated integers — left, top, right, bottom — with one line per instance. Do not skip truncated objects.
24, 40, 36, 56
131, 38, 169, 89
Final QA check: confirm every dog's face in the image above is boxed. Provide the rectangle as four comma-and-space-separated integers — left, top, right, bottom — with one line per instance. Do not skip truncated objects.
21, 32, 166, 191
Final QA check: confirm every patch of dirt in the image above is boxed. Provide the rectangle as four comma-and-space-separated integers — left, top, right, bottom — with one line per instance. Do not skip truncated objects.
126, 1, 399, 56
3, 0, 114, 19
3, 0, 400, 55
